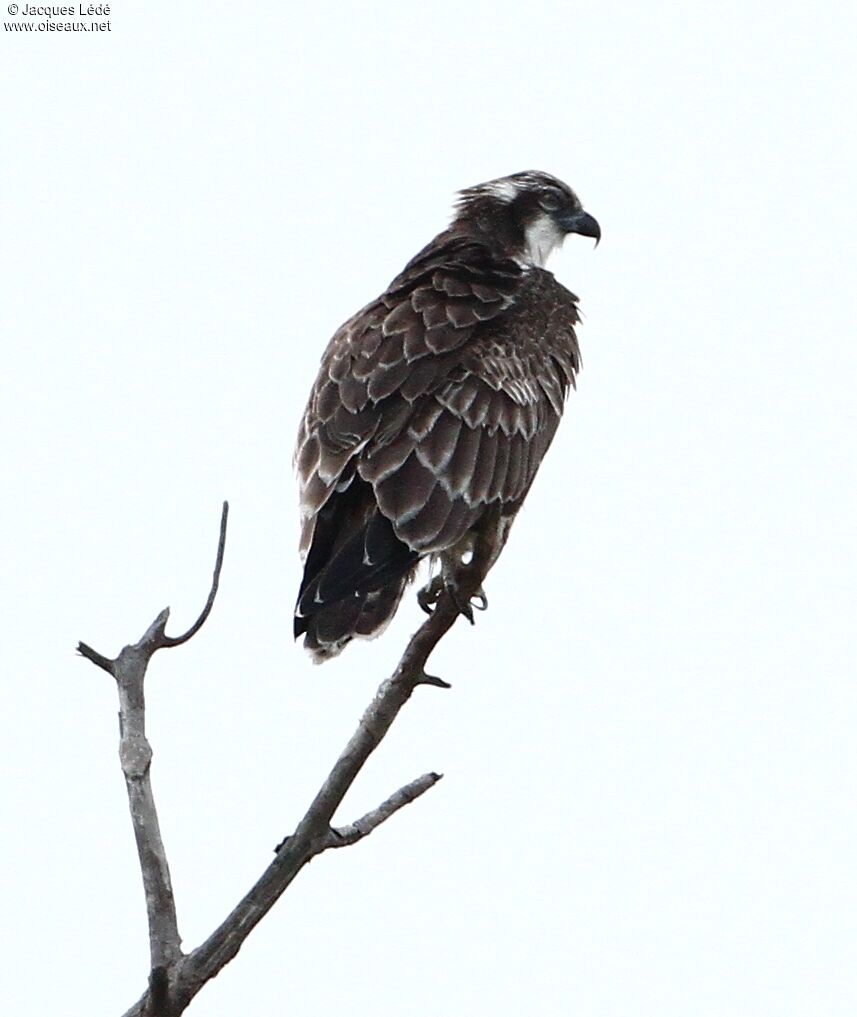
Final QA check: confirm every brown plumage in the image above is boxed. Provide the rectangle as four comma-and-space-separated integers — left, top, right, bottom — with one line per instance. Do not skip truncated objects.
294, 171, 600, 661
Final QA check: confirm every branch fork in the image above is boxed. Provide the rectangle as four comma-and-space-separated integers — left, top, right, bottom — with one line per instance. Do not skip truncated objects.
78, 501, 478, 1016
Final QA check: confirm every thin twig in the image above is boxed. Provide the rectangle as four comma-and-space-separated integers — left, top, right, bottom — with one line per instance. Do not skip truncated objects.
76, 641, 116, 675
325, 772, 443, 848
160, 501, 229, 648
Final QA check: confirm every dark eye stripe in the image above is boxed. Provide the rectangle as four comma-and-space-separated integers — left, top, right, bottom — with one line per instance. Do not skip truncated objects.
538, 190, 563, 212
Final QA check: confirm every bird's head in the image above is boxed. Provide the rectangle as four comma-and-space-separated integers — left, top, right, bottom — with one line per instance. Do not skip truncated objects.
453, 170, 600, 268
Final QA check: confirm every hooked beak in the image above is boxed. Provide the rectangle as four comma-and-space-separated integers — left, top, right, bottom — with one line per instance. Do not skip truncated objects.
557, 209, 601, 247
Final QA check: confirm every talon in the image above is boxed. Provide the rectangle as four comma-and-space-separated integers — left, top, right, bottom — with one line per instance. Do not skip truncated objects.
450, 587, 475, 624
417, 575, 445, 615
419, 571, 486, 625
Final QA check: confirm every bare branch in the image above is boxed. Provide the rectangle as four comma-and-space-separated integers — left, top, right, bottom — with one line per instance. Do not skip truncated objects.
170, 592, 469, 1009
147, 965, 170, 1017
81, 501, 479, 1016
160, 501, 229, 648
78, 504, 231, 1008
76, 641, 115, 675
113, 633, 183, 972
325, 772, 443, 849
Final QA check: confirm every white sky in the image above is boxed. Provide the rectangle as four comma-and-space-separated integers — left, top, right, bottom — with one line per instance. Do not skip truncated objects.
2, 2, 856, 1014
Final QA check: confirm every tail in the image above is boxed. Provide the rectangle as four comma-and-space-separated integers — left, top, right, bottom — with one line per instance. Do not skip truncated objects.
295, 478, 419, 662
295, 576, 411, 662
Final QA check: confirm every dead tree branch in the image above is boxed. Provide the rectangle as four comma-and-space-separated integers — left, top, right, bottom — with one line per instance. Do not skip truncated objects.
78, 502, 229, 983
325, 772, 443, 848
78, 502, 480, 1017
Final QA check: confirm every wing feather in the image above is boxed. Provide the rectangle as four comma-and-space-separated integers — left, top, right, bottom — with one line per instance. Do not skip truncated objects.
406, 399, 445, 441
366, 357, 410, 401
444, 423, 482, 499
375, 453, 438, 523
486, 436, 511, 502
296, 250, 580, 628
413, 409, 461, 474
360, 432, 413, 484
399, 356, 444, 400
395, 483, 456, 547
468, 428, 499, 504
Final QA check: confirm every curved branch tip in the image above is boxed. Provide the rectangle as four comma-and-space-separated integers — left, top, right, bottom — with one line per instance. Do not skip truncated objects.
160, 501, 229, 649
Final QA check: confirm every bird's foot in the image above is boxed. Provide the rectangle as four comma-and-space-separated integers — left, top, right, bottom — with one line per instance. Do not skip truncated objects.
418, 573, 488, 624
450, 583, 488, 624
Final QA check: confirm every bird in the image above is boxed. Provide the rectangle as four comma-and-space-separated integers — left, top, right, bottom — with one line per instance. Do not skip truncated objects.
294, 170, 600, 662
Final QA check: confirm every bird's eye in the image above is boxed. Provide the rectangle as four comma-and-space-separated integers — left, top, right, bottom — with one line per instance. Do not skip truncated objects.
538, 190, 563, 213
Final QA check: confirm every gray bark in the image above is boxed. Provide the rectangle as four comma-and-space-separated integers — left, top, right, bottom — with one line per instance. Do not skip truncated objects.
78, 502, 479, 1016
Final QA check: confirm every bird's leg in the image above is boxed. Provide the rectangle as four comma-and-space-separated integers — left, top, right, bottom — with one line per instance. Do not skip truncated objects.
418, 543, 489, 623
449, 507, 515, 620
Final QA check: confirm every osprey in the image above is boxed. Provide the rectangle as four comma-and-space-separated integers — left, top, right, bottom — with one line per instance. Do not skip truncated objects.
294, 170, 599, 661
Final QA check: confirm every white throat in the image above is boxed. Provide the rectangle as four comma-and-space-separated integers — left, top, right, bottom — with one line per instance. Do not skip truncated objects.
519, 213, 564, 268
